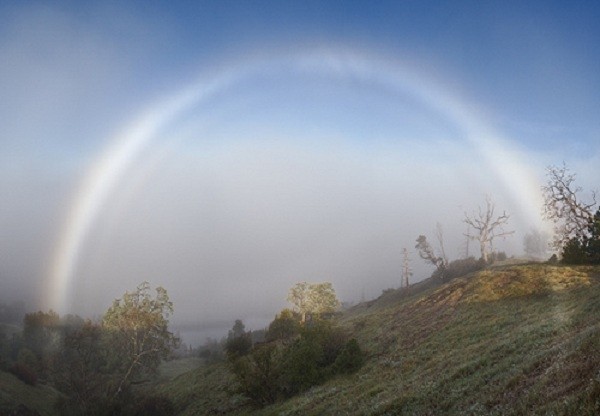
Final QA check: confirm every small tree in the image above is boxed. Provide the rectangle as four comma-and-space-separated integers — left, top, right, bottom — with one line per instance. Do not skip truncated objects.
585, 208, 600, 264
102, 282, 179, 396
287, 282, 339, 324
225, 320, 252, 359
464, 196, 514, 263
401, 248, 413, 289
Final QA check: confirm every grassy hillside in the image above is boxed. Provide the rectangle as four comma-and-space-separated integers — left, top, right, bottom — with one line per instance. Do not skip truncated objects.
0, 370, 60, 416
156, 264, 600, 415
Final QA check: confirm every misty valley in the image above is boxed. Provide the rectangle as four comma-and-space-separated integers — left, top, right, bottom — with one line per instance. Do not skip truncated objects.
2, 2, 600, 414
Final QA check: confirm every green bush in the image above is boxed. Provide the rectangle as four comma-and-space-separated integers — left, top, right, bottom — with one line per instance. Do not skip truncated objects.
228, 316, 365, 406
266, 309, 300, 342
333, 339, 365, 374
562, 238, 587, 264
280, 336, 325, 396
230, 343, 283, 406
431, 257, 485, 281
225, 333, 252, 359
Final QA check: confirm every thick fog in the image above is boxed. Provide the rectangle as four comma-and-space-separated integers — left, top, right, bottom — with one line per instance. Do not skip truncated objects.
1, 3, 599, 345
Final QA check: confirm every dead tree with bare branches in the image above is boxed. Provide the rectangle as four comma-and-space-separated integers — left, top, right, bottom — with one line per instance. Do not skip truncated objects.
542, 163, 596, 251
401, 247, 412, 289
464, 196, 514, 263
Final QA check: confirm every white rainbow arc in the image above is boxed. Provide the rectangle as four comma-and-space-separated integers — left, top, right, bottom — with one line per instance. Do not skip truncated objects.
49, 47, 544, 313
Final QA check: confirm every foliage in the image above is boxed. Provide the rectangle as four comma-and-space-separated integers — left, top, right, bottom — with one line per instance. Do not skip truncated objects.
228, 319, 246, 340
225, 333, 252, 360
230, 343, 283, 406
287, 282, 339, 323
584, 208, 600, 264
227, 316, 363, 407
333, 338, 365, 374
50, 320, 113, 414
21, 310, 61, 376
265, 309, 300, 343
102, 282, 179, 395
562, 238, 588, 264
560, 208, 600, 264
430, 256, 485, 281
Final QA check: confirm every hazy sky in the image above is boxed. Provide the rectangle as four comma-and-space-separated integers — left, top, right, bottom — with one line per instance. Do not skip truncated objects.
1, 1, 599, 341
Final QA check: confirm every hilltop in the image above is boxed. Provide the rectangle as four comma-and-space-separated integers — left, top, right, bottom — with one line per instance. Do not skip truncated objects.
155, 263, 600, 415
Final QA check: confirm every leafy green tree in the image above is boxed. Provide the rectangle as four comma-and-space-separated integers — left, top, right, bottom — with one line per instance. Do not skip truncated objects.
225, 319, 252, 359
229, 319, 246, 339
561, 238, 587, 264
102, 282, 179, 396
287, 282, 339, 323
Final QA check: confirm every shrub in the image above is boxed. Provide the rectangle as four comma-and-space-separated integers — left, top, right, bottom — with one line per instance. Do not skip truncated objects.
228, 317, 366, 406
431, 257, 485, 281
280, 336, 324, 396
562, 238, 587, 264
225, 333, 252, 359
230, 344, 283, 406
333, 338, 364, 374
265, 309, 300, 343
9, 362, 37, 386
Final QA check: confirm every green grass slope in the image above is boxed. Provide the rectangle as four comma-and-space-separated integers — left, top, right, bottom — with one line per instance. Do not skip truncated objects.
0, 370, 60, 416
158, 264, 600, 415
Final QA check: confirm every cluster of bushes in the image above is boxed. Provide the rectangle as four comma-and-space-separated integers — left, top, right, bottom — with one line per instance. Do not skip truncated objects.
431, 256, 487, 281
226, 312, 364, 407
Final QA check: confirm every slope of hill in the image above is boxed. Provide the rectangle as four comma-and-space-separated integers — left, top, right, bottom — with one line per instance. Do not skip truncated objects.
157, 264, 600, 415
0, 370, 60, 416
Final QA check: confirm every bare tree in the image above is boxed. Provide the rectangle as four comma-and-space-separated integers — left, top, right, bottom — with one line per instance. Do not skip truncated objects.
435, 222, 449, 266
542, 163, 596, 251
464, 196, 514, 263
460, 223, 471, 259
401, 247, 412, 289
